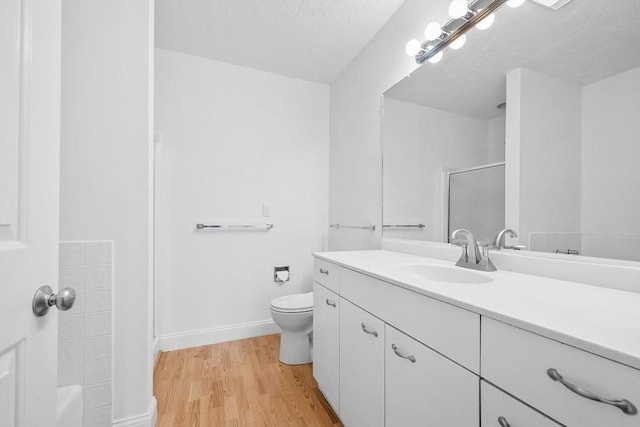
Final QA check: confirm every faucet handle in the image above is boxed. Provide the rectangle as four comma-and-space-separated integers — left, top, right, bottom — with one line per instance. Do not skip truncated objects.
451, 240, 469, 263
477, 241, 492, 259
476, 239, 490, 247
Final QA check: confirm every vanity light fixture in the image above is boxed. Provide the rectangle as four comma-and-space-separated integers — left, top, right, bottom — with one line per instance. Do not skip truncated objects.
474, 9, 496, 30
405, 0, 525, 64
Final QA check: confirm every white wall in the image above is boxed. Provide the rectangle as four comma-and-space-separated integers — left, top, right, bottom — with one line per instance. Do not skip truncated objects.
60, 0, 155, 423
505, 68, 582, 246
383, 98, 491, 242
581, 67, 640, 233
155, 49, 329, 349
487, 115, 506, 163
329, 1, 452, 250
505, 67, 640, 260
581, 67, 640, 261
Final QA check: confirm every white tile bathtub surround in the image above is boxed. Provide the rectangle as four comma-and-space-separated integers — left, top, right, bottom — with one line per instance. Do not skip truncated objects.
85, 312, 112, 337
58, 363, 84, 387
84, 335, 112, 361
84, 359, 112, 386
59, 315, 84, 341
59, 339, 84, 365
59, 265, 84, 288
84, 265, 113, 288
60, 242, 84, 266
84, 288, 112, 313
85, 383, 112, 410
58, 241, 113, 426
84, 406, 112, 427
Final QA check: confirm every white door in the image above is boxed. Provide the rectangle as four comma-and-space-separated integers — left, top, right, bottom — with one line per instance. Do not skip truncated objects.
0, 1, 61, 426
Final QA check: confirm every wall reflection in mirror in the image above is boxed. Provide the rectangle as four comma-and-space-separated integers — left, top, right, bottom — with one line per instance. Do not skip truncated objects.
382, 0, 640, 262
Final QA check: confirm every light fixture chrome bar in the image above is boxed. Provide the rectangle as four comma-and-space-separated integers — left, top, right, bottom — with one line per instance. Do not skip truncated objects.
330, 224, 376, 231
196, 223, 273, 230
415, 0, 508, 64
383, 224, 426, 229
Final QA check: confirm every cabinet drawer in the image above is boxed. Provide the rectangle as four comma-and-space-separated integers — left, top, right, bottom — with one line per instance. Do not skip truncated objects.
313, 258, 340, 293
386, 325, 479, 427
481, 380, 562, 427
340, 267, 480, 373
482, 317, 640, 427
312, 283, 340, 414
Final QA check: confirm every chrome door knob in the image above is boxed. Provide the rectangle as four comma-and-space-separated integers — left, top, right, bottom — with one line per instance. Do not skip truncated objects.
32, 285, 76, 317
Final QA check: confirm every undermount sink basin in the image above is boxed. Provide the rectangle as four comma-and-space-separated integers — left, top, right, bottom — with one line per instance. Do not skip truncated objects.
396, 264, 494, 284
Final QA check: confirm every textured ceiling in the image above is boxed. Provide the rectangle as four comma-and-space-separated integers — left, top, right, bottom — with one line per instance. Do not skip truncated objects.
385, 0, 640, 119
155, 0, 404, 83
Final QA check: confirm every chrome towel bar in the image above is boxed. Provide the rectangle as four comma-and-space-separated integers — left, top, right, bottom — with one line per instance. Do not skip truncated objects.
330, 224, 376, 231
383, 224, 425, 229
196, 223, 273, 231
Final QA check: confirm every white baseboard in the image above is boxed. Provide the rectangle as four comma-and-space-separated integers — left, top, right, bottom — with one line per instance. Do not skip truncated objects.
152, 335, 160, 365
112, 397, 157, 427
159, 319, 279, 351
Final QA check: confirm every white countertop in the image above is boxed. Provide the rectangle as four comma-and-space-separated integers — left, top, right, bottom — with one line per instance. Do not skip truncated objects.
313, 250, 640, 370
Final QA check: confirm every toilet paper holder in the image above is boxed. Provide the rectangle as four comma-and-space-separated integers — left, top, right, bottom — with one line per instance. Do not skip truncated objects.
274, 266, 290, 282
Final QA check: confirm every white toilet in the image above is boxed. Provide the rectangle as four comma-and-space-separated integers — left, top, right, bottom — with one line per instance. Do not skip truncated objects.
270, 292, 313, 365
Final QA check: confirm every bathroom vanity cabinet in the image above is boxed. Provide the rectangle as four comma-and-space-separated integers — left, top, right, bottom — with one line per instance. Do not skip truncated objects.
312, 251, 640, 427
314, 260, 479, 426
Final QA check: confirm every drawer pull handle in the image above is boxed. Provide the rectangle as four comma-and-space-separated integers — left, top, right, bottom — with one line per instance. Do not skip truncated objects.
497, 416, 510, 427
361, 323, 378, 337
325, 298, 336, 307
547, 368, 638, 415
319, 268, 329, 275
391, 344, 416, 363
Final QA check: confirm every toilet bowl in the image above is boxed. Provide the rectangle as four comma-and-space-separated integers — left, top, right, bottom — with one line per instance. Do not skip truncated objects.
270, 292, 313, 365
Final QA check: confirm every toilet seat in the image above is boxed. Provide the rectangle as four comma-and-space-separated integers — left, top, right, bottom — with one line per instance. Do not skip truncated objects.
271, 292, 313, 313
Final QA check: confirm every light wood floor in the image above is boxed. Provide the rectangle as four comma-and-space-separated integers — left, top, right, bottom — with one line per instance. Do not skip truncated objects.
154, 334, 342, 427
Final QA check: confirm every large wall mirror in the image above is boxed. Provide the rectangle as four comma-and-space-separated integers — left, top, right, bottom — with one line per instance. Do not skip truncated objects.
383, 0, 640, 262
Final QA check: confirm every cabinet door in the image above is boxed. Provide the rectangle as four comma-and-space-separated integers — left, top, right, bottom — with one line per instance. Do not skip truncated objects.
313, 282, 340, 413
481, 381, 562, 427
386, 325, 479, 427
340, 298, 385, 427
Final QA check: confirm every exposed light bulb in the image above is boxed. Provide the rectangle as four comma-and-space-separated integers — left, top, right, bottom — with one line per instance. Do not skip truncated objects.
506, 0, 526, 7
448, 0, 468, 19
405, 39, 422, 56
427, 47, 444, 64
475, 11, 495, 29
424, 22, 442, 41
449, 34, 466, 50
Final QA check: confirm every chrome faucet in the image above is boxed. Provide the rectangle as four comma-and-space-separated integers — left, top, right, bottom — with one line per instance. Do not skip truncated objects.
450, 228, 497, 272
491, 228, 524, 250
